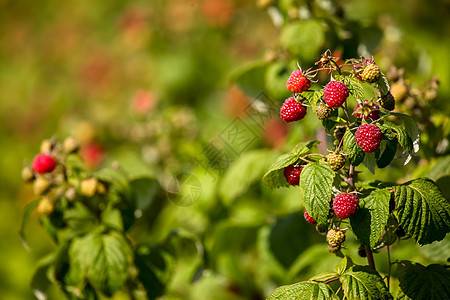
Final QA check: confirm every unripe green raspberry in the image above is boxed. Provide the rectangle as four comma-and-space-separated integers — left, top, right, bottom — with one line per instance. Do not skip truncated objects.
328, 244, 342, 253
22, 166, 35, 183
37, 197, 54, 215
361, 63, 381, 83
315, 103, 333, 120
33, 177, 51, 196
327, 153, 346, 171
63, 136, 80, 154
327, 228, 346, 247
81, 178, 98, 197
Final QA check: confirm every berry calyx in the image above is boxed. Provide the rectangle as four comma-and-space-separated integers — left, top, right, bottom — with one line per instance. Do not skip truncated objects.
37, 198, 54, 215
380, 91, 395, 111
280, 97, 307, 123
327, 153, 346, 171
324, 81, 349, 108
355, 124, 383, 153
33, 177, 51, 196
360, 62, 381, 83
304, 209, 316, 224
315, 102, 333, 120
333, 193, 359, 219
286, 70, 311, 93
353, 100, 380, 120
32, 154, 57, 174
283, 165, 303, 186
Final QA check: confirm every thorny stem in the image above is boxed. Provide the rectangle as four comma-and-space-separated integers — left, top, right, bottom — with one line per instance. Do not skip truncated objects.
387, 244, 392, 291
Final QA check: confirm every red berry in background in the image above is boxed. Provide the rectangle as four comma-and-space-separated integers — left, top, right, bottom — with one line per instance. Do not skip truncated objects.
81, 142, 105, 169
304, 209, 317, 224
324, 81, 349, 108
353, 100, 380, 120
333, 193, 359, 219
280, 97, 307, 123
355, 124, 383, 153
133, 90, 155, 115
286, 70, 311, 93
283, 165, 303, 185
32, 154, 57, 174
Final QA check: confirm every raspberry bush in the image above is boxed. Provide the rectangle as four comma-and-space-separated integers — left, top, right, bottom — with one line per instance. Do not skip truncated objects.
262, 51, 450, 299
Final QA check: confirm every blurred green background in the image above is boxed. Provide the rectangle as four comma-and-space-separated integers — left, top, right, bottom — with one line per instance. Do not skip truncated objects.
1, 0, 449, 299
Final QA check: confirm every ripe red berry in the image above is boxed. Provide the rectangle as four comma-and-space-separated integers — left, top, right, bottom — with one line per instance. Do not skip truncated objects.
32, 153, 57, 174
286, 70, 311, 93
333, 193, 359, 219
280, 97, 307, 123
324, 81, 349, 108
353, 100, 380, 120
304, 209, 316, 224
355, 124, 383, 153
283, 165, 303, 185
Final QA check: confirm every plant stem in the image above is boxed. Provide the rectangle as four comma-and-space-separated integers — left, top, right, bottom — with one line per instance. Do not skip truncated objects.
387, 244, 391, 291
365, 246, 376, 270
324, 277, 340, 284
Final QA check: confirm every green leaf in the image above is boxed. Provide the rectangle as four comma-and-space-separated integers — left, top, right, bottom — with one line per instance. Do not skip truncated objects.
263, 141, 319, 188
342, 129, 365, 166
395, 178, 450, 245
67, 231, 132, 297
390, 112, 420, 154
340, 266, 393, 300
20, 199, 40, 250
377, 139, 398, 168
267, 281, 339, 300
280, 20, 326, 62
63, 202, 97, 237
300, 161, 334, 226
220, 150, 277, 204
129, 177, 160, 211
101, 207, 123, 231
396, 261, 450, 300
363, 152, 377, 174
379, 121, 413, 156
265, 61, 293, 100
345, 76, 365, 99
427, 155, 450, 181
350, 189, 391, 249
375, 71, 390, 95
334, 256, 354, 275
299, 90, 323, 111
135, 245, 174, 300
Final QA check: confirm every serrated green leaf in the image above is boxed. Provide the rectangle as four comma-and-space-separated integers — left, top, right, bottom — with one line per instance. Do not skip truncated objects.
67, 231, 132, 297
300, 90, 323, 111
341, 266, 393, 300
280, 20, 326, 62
375, 72, 390, 95
265, 61, 293, 100
334, 256, 354, 275
350, 189, 391, 249
395, 178, 450, 245
345, 77, 365, 99
267, 281, 339, 300
390, 112, 420, 154
263, 141, 319, 188
221, 150, 277, 204
427, 156, 450, 181
300, 161, 334, 226
309, 271, 339, 283
363, 152, 377, 174
396, 261, 450, 300
380, 121, 413, 155
377, 139, 398, 168
230, 60, 268, 97
20, 199, 40, 250
342, 129, 365, 166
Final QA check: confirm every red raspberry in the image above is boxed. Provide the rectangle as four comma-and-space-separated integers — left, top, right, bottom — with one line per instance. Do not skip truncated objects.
353, 100, 380, 120
286, 70, 311, 93
333, 193, 359, 219
283, 165, 303, 185
303, 209, 316, 224
280, 97, 307, 123
32, 153, 57, 174
355, 124, 382, 153
324, 81, 349, 108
